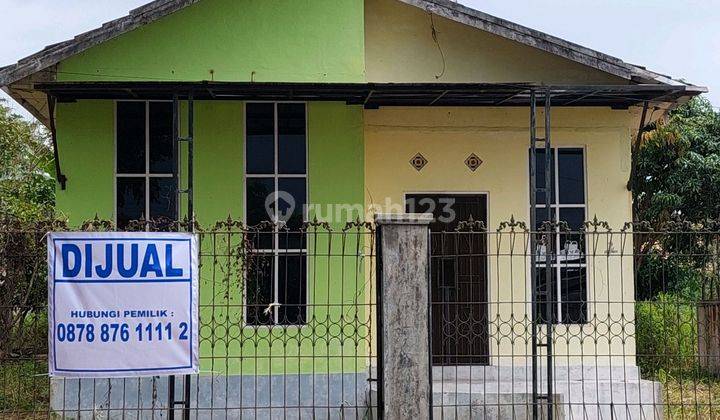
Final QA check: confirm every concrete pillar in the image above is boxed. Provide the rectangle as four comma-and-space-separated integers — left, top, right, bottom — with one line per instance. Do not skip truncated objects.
375, 213, 433, 420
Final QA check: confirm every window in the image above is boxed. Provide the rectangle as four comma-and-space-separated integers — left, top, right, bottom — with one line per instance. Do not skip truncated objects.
116, 101, 176, 229
245, 103, 307, 326
531, 147, 587, 324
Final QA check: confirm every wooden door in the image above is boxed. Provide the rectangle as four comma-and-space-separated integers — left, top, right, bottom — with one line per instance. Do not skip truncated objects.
406, 194, 489, 365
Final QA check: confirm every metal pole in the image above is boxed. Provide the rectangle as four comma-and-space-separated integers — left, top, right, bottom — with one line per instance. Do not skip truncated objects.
168, 93, 180, 420
528, 90, 539, 420
183, 91, 194, 420
427, 226, 434, 420
543, 90, 554, 420
374, 225, 384, 420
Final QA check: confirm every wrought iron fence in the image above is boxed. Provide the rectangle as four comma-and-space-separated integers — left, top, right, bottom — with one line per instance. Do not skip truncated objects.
429, 218, 720, 419
0, 217, 378, 419
3, 216, 720, 419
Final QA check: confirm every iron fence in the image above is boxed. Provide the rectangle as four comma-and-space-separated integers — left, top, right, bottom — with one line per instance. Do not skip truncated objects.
3, 216, 720, 419
429, 218, 720, 419
0, 217, 378, 419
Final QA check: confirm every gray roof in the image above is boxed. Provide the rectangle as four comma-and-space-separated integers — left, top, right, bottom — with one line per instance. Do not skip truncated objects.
0, 0, 200, 86
0, 0, 703, 89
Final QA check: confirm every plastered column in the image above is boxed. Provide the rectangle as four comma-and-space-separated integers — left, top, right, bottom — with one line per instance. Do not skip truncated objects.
375, 213, 433, 420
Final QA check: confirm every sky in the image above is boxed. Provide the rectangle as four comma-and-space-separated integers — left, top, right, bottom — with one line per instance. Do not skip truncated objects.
1, 0, 719, 120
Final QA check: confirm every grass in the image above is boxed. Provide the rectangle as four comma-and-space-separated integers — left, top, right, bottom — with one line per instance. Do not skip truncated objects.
0, 358, 50, 417
662, 376, 720, 419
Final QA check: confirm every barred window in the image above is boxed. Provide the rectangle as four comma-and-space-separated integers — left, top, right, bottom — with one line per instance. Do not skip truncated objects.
245, 103, 307, 326
115, 101, 176, 229
531, 147, 587, 324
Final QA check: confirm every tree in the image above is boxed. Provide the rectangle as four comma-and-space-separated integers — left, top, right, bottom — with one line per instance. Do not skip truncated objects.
0, 100, 56, 358
0, 99, 55, 220
633, 96, 720, 223
631, 97, 720, 301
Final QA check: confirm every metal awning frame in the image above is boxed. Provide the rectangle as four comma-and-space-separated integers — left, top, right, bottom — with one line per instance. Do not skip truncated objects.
36, 81, 702, 109
42, 81, 701, 192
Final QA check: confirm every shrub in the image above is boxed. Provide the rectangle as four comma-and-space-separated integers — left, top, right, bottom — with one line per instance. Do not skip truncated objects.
636, 293, 698, 378
0, 218, 59, 359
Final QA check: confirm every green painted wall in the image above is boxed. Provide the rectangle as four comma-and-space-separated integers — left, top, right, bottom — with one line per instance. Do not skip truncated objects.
55, 99, 366, 374
51, 0, 369, 376
58, 0, 365, 83
308, 102, 365, 225
55, 100, 115, 222
193, 101, 244, 223
198, 102, 367, 375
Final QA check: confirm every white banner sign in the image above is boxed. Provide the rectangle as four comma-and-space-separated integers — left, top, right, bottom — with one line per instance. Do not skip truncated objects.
48, 232, 199, 378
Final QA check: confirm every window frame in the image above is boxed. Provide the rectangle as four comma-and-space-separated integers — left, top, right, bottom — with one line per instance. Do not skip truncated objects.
114, 100, 176, 227
243, 101, 309, 327
530, 146, 588, 324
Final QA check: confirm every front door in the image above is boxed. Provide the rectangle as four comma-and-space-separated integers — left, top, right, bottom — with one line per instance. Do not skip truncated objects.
406, 194, 489, 365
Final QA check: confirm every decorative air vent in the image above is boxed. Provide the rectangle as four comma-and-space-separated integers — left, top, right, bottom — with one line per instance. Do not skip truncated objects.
465, 153, 483, 172
410, 153, 428, 171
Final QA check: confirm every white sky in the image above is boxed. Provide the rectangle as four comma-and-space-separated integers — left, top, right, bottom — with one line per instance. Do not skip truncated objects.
1, 0, 718, 120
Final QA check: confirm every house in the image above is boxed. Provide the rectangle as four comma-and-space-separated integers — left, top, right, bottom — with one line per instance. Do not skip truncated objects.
0, 0, 706, 418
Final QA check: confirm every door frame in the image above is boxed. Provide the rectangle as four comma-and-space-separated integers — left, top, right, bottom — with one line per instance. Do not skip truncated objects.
403, 191, 492, 366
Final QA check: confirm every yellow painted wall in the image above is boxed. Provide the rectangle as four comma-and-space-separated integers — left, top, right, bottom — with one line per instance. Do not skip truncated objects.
364, 105, 641, 366
364, 0, 628, 85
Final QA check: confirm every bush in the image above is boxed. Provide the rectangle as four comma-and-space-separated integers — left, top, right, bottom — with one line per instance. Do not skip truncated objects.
636, 293, 698, 378
636, 253, 704, 302
0, 218, 58, 359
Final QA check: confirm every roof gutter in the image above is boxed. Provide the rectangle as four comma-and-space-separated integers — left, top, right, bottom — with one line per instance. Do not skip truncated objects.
47, 95, 67, 190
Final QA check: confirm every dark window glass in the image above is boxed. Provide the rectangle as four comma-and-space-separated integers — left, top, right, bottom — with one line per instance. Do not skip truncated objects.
245, 103, 307, 326
246, 177, 275, 249
149, 178, 177, 220
246, 254, 274, 325
559, 208, 586, 262
149, 102, 174, 174
117, 177, 145, 229
247, 178, 275, 225
117, 102, 146, 174
531, 148, 555, 205
530, 147, 586, 324
535, 266, 557, 324
534, 207, 553, 231
246, 103, 275, 174
277, 254, 307, 324
278, 178, 306, 249
558, 148, 585, 204
561, 267, 587, 323
278, 103, 306, 174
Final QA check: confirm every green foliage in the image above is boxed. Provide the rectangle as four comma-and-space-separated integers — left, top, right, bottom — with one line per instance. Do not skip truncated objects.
632, 97, 720, 302
636, 253, 707, 302
0, 219, 55, 359
634, 97, 720, 223
0, 358, 49, 412
0, 99, 55, 220
636, 293, 698, 378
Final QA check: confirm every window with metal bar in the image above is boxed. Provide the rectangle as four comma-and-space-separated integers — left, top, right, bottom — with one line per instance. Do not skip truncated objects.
245, 102, 307, 325
115, 101, 177, 229
531, 147, 587, 324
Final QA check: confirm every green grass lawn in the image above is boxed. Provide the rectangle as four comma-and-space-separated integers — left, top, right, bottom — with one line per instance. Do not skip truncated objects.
0, 358, 49, 417
663, 376, 720, 419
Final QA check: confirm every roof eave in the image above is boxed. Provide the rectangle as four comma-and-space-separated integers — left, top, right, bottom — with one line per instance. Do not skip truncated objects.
0, 0, 201, 87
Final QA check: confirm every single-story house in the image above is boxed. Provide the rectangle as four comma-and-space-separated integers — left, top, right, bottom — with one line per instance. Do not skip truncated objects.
0, 0, 706, 418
